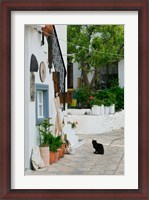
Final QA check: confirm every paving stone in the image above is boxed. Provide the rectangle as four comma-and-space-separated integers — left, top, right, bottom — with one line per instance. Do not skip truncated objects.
25, 129, 124, 176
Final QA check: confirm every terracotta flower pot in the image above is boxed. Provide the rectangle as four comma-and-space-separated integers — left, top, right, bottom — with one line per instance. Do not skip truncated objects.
50, 150, 61, 164
40, 146, 49, 166
57, 148, 63, 158
61, 144, 66, 155
50, 151, 56, 165
55, 151, 59, 162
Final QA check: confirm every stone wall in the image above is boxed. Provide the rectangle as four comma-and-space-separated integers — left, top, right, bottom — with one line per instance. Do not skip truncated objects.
64, 110, 124, 134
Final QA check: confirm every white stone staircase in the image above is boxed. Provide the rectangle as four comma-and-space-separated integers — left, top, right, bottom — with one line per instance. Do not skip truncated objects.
62, 123, 79, 148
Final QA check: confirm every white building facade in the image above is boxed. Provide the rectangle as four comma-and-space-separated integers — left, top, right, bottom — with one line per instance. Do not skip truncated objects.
24, 25, 67, 170
71, 60, 124, 89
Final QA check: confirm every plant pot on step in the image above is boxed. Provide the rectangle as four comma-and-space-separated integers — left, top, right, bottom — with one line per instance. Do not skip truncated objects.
40, 146, 50, 166
57, 148, 63, 159
55, 151, 59, 162
104, 106, 110, 115
91, 105, 100, 115
100, 104, 104, 115
109, 104, 115, 114
50, 151, 56, 164
61, 143, 66, 155
49, 144, 58, 164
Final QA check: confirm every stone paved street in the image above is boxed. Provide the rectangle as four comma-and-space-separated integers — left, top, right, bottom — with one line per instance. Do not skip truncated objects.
25, 129, 124, 176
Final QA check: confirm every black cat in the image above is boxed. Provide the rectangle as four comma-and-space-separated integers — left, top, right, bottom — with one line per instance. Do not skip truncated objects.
92, 140, 104, 155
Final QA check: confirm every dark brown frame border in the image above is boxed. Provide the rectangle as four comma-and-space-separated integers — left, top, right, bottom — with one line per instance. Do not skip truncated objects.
0, 0, 148, 199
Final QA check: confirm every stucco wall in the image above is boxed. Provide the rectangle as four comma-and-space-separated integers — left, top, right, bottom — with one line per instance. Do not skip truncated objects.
73, 59, 124, 89
64, 110, 124, 134
73, 63, 81, 89
118, 59, 124, 88
24, 25, 67, 169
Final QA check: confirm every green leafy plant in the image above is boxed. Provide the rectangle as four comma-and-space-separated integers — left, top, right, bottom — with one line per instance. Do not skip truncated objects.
94, 90, 116, 107
73, 85, 123, 110
108, 86, 124, 111
89, 96, 102, 107
54, 135, 63, 149
37, 118, 53, 147
48, 134, 63, 152
67, 121, 78, 129
104, 99, 112, 107
74, 86, 92, 108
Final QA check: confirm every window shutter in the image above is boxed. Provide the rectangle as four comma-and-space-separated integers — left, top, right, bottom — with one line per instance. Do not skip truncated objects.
59, 90, 72, 104
52, 72, 60, 93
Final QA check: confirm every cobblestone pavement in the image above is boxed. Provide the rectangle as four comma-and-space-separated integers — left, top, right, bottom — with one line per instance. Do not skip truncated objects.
25, 129, 124, 176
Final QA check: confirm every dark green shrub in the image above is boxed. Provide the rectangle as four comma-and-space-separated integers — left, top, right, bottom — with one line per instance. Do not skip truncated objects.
74, 86, 92, 108
92, 86, 124, 110
74, 86, 124, 111
89, 97, 102, 107
108, 86, 124, 111
95, 90, 116, 106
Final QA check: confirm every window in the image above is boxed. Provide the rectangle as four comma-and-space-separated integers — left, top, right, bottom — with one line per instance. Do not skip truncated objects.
37, 91, 43, 118
36, 84, 49, 124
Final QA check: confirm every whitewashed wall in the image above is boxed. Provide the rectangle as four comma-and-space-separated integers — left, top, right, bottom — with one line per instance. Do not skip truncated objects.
118, 59, 124, 88
72, 60, 124, 89
73, 63, 93, 89
73, 63, 81, 89
24, 25, 67, 169
64, 110, 124, 134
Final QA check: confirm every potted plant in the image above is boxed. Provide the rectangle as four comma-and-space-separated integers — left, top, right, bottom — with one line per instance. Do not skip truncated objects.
48, 134, 57, 164
55, 135, 63, 159
49, 143, 58, 164
62, 134, 68, 154
104, 99, 111, 115
67, 121, 78, 129
37, 118, 53, 166
61, 142, 66, 155
109, 93, 116, 114
48, 134, 63, 164
92, 96, 104, 115
100, 100, 105, 115
90, 97, 101, 115
109, 103, 115, 114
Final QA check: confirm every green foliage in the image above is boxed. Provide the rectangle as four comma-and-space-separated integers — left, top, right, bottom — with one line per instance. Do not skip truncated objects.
37, 118, 53, 147
108, 87, 124, 110
103, 99, 112, 107
95, 87, 124, 110
67, 121, 78, 128
74, 85, 124, 110
48, 135, 63, 152
37, 118, 63, 152
67, 25, 124, 87
89, 86, 124, 110
89, 97, 102, 107
108, 77, 119, 88
95, 90, 116, 105
74, 86, 92, 108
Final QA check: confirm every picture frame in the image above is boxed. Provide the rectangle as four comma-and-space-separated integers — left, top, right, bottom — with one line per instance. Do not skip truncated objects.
0, 0, 148, 199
